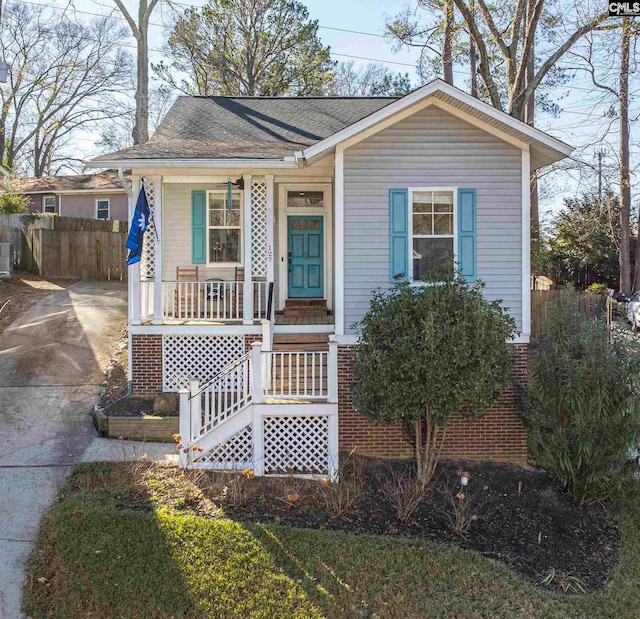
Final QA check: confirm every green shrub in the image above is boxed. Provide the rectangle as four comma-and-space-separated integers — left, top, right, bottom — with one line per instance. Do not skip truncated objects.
0, 182, 29, 213
353, 273, 516, 488
526, 288, 640, 503
584, 282, 608, 295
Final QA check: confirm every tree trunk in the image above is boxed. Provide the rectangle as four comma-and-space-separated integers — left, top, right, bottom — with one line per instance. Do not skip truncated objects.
442, 0, 454, 85
415, 406, 447, 488
620, 17, 631, 293
133, 29, 149, 145
469, 0, 477, 96
525, 0, 539, 240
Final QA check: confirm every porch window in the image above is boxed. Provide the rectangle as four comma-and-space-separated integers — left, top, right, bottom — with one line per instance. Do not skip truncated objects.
208, 190, 241, 264
43, 195, 56, 213
411, 190, 454, 281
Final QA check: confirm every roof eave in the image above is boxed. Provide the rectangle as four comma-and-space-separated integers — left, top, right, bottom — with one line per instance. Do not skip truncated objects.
299, 79, 573, 164
85, 157, 300, 170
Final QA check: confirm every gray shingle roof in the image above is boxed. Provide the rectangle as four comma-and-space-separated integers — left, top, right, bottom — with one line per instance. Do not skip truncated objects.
93, 96, 398, 162
15, 170, 127, 193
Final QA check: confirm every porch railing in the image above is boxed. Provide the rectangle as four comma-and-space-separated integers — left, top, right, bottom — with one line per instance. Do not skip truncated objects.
264, 350, 329, 399
160, 280, 269, 322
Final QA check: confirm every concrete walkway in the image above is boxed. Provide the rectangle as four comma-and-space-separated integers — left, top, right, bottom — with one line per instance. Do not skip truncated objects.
0, 280, 134, 619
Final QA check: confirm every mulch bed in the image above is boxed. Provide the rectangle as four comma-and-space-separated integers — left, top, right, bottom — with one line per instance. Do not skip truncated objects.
103, 396, 158, 417
224, 460, 619, 591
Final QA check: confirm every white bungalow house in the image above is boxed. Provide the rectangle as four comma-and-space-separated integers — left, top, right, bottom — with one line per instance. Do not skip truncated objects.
87, 79, 572, 478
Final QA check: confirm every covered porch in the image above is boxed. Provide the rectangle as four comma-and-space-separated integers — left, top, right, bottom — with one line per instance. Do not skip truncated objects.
130, 173, 335, 329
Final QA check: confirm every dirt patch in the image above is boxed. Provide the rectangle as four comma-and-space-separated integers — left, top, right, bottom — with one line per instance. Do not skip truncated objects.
100, 324, 129, 406
0, 272, 77, 334
103, 397, 157, 417
216, 460, 619, 592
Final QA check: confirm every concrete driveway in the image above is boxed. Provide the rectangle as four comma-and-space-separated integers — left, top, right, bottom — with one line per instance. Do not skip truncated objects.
0, 280, 127, 619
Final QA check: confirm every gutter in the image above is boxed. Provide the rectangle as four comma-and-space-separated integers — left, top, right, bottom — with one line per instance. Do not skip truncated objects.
85, 158, 299, 170
293, 151, 307, 167
117, 167, 131, 198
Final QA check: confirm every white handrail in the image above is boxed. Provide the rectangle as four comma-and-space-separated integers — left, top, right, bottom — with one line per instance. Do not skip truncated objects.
263, 350, 328, 399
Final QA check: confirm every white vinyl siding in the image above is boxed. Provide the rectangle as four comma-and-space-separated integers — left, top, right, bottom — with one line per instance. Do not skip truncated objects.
343, 105, 523, 333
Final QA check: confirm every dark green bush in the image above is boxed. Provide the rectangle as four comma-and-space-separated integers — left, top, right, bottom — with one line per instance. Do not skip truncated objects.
526, 288, 640, 503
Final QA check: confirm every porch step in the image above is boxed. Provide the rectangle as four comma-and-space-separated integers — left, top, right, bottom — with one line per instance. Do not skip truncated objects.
273, 333, 329, 351
283, 298, 328, 318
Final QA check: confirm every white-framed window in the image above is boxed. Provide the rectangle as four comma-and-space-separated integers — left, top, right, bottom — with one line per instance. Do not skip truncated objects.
207, 189, 242, 265
410, 188, 456, 282
96, 198, 110, 220
42, 195, 56, 213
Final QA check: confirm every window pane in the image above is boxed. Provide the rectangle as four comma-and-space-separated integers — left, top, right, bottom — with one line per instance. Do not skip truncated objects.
413, 192, 433, 213
225, 210, 240, 227
413, 214, 433, 235
209, 229, 240, 263
287, 191, 324, 208
209, 209, 224, 226
209, 195, 225, 210
413, 237, 454, 281
434, 213, 453, 235
434, 192, 453, 213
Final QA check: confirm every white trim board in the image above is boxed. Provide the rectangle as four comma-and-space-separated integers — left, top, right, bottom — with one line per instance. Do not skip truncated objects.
277, 182, 334, 312
131, 324, 262, 336
298, 79, 572, 164
331, 333, 531, 345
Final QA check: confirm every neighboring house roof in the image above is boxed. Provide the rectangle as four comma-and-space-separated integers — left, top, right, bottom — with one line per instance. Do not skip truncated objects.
87, 79, 573, 170
90, 96, 398, 164
15, 170, 128, 194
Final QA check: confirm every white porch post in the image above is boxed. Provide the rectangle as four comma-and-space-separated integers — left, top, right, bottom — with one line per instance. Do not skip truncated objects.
328, 338, 338, 403
243, 175, 253, 324
266, 174, 275, 286
327, 412, 339, 481
334, 149, 345, 335
189, 379, 201, 442
152, 175, 163, 324
178, 389, 189, 468
250, 340, 264, 404
130, 175, 141, 324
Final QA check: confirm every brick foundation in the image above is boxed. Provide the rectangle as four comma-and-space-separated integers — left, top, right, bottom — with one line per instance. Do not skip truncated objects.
338, 343, 529, 464
131, 334, 163, 397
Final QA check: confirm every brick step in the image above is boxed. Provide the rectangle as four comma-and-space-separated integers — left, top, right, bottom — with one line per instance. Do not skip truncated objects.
284, 299, 326, 308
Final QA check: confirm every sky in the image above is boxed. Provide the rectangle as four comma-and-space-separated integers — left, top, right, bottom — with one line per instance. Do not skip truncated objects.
16, 0, 637, 220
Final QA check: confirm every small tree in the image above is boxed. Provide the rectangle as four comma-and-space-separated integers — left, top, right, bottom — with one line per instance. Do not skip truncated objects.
526, 288, 640, 503
353, 273, 516, 487
0, 182, 28, 213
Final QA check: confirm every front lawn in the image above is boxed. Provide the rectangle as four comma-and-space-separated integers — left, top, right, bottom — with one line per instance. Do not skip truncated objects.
23, 462, 640, 619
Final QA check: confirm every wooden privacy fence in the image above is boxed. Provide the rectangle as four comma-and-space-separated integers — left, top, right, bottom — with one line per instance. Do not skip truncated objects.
5, 216, 129, 281
531, 289, 609, 337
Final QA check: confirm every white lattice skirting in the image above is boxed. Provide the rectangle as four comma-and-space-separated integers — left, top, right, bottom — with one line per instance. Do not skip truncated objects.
263, 415, 330, 475
196, 425, 253, 469
187, 413, 333, 476
162, 334, 245, 391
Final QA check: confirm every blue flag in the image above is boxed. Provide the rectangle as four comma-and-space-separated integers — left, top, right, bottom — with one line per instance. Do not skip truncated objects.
126, 185, 150, 265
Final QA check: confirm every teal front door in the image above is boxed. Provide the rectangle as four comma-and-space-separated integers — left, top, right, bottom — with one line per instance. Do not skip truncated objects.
288, 216, 324, 298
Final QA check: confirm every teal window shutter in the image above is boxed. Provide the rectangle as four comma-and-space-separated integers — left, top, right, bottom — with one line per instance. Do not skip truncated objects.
191, 190, 206, 264
457, 188, 477, 281
389, 188, 409, 282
